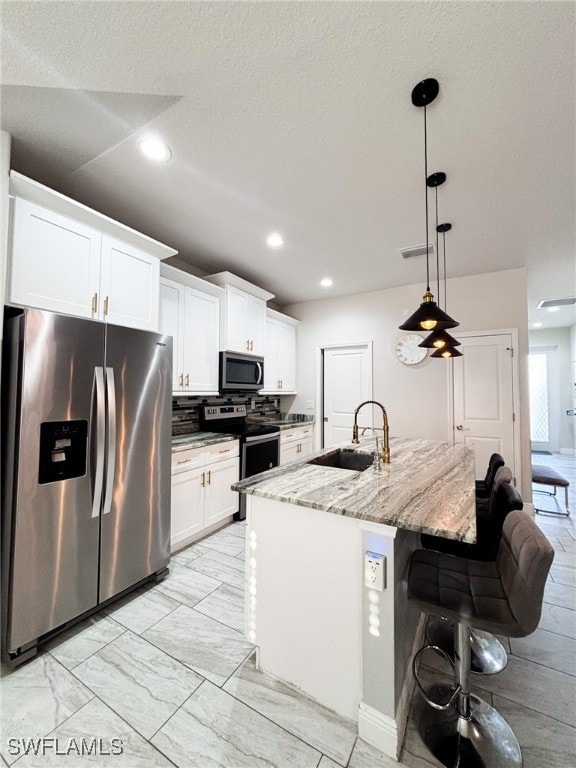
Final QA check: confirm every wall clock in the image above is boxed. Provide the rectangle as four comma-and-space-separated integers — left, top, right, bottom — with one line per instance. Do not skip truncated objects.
395, 334, 427, 365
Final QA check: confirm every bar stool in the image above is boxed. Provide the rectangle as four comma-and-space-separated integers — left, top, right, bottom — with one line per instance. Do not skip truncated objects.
408, 510, 554, 768
532, 464, 570, 517
422, 474, 521, 674
475, 453, 505, 499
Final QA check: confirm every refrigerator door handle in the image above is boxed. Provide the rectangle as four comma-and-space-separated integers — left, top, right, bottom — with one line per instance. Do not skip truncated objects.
103, 367, 116, 516
91, 367, 106, 518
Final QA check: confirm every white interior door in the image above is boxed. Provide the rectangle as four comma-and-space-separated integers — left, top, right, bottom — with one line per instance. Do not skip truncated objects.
452, 333, 516, 480
323, 344, 372, 448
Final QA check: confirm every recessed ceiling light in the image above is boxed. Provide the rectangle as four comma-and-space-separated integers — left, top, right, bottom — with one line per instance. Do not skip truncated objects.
531, 322, 543, 328
137, 137, 172, 162
266, 232, 285, 249
320, 277, 333, 288
546, 306, 560, 313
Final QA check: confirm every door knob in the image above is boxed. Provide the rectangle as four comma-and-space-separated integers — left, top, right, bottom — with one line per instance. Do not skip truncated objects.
456, 425, 469, 431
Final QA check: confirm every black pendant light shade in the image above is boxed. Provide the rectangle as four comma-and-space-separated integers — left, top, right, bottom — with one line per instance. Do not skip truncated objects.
399, 292, 459, 331
418, 328, 461, 349
431, 345, 463, 359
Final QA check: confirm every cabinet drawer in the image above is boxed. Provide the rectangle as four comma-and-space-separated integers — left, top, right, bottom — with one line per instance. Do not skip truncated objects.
280, 425, 313, 444
207, 440, 239, 462
171, 446, 206, 473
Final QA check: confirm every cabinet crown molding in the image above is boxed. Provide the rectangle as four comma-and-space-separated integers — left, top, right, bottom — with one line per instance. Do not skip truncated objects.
9, 171, 177, 260
267, 307, 299, 326
160, 263, 224, 298
204, 271, 275, 302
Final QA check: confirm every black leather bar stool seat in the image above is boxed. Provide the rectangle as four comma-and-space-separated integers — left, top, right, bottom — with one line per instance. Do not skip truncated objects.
475, 453, 504, 499
422, 475, 522, 674
408, 511, 554, 768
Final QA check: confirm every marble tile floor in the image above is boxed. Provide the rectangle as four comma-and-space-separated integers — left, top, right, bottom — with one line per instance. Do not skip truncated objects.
2, 485, 575, 768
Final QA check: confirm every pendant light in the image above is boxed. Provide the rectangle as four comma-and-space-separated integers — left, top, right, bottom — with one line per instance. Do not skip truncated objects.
399, 79, 459, 333
429, 223, 462, 357
418, 175, 461, 351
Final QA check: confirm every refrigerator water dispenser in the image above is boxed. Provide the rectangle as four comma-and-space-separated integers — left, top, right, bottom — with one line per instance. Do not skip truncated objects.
38, 420, 88, 484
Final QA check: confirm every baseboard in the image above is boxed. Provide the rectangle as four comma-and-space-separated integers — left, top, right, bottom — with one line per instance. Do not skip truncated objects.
559, 448, 576, 456
358, 702, 398, 760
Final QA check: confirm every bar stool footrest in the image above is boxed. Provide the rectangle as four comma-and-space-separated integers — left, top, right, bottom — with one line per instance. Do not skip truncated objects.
413, 645, 461, 711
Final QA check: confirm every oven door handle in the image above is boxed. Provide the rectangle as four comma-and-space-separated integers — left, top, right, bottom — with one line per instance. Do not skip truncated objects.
244, 432, 280, 444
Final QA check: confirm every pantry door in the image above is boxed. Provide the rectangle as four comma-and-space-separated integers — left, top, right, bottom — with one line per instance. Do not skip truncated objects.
322, 343, 373, 448
451, 332, 518, 482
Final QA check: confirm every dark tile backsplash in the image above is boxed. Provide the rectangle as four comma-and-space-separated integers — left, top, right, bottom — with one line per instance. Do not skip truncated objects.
172, 394, 282, 436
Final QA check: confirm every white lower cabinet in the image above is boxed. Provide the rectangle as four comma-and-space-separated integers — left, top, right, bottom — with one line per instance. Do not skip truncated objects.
170, 441, 239, 550
280, 425, 313, 465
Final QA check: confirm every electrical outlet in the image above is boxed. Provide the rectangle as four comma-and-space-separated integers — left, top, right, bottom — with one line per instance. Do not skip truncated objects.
364, 551, 386, 591
306, 400, 315, 410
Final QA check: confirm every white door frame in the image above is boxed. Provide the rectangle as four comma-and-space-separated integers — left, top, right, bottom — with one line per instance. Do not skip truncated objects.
315, 341, 373, 450
447, 328, 522, 492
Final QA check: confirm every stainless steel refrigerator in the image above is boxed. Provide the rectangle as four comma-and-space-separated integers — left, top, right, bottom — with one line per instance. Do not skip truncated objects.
1, 307, 172, 664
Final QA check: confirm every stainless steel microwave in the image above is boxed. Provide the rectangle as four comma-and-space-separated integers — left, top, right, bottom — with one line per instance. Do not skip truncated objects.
219, 351, 264, 391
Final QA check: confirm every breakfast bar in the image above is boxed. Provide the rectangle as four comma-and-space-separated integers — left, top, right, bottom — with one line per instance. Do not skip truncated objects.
233, 437, 476, 760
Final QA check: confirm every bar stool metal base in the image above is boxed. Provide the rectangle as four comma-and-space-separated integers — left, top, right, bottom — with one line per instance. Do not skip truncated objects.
414, 684, 522, 768
426, 616, 508, 674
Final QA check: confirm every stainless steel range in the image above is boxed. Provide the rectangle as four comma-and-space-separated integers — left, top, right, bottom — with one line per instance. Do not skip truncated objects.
199, 405, 280, 520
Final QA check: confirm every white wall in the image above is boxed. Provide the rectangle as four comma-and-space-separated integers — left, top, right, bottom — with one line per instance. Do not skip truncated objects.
283, 267, 532, 499
530, 326, 575, 453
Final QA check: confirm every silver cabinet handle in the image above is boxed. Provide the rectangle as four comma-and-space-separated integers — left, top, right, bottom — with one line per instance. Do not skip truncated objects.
103, 367, 116, 515
91, 367, 106, 518
185, 373, 190, 387
177, 458, 192, 465
179, 373, 184, 387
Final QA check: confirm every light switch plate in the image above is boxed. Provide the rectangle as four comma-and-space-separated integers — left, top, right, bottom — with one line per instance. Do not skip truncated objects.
365, 551, 386, 591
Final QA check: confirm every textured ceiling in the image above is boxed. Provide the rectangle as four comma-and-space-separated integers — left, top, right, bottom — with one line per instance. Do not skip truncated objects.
1, 1, 574, 328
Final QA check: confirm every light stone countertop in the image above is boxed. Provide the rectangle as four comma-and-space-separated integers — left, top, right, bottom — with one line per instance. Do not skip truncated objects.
171, 432, 237, 452
232, 436, 477, 542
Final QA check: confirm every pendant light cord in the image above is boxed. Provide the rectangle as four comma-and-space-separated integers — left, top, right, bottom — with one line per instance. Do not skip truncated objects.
435, 187, 440, 301
424, 104, 430, 292
443, 230, 447, 310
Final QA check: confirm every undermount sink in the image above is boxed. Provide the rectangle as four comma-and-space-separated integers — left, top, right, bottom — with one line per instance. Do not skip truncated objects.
306, 448, 374, 472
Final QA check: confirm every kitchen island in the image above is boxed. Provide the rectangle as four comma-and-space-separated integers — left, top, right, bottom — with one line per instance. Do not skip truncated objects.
233, 437, 476, 759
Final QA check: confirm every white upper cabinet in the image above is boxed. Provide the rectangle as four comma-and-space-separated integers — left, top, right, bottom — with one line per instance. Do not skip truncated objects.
225, 287, 266, 355
10, 198, 102, 319
262, 309, 298, 394
99, 236, 159, 331
159, 264, 222, 395
8, 172, 176, 331
204, 271, 274, 356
